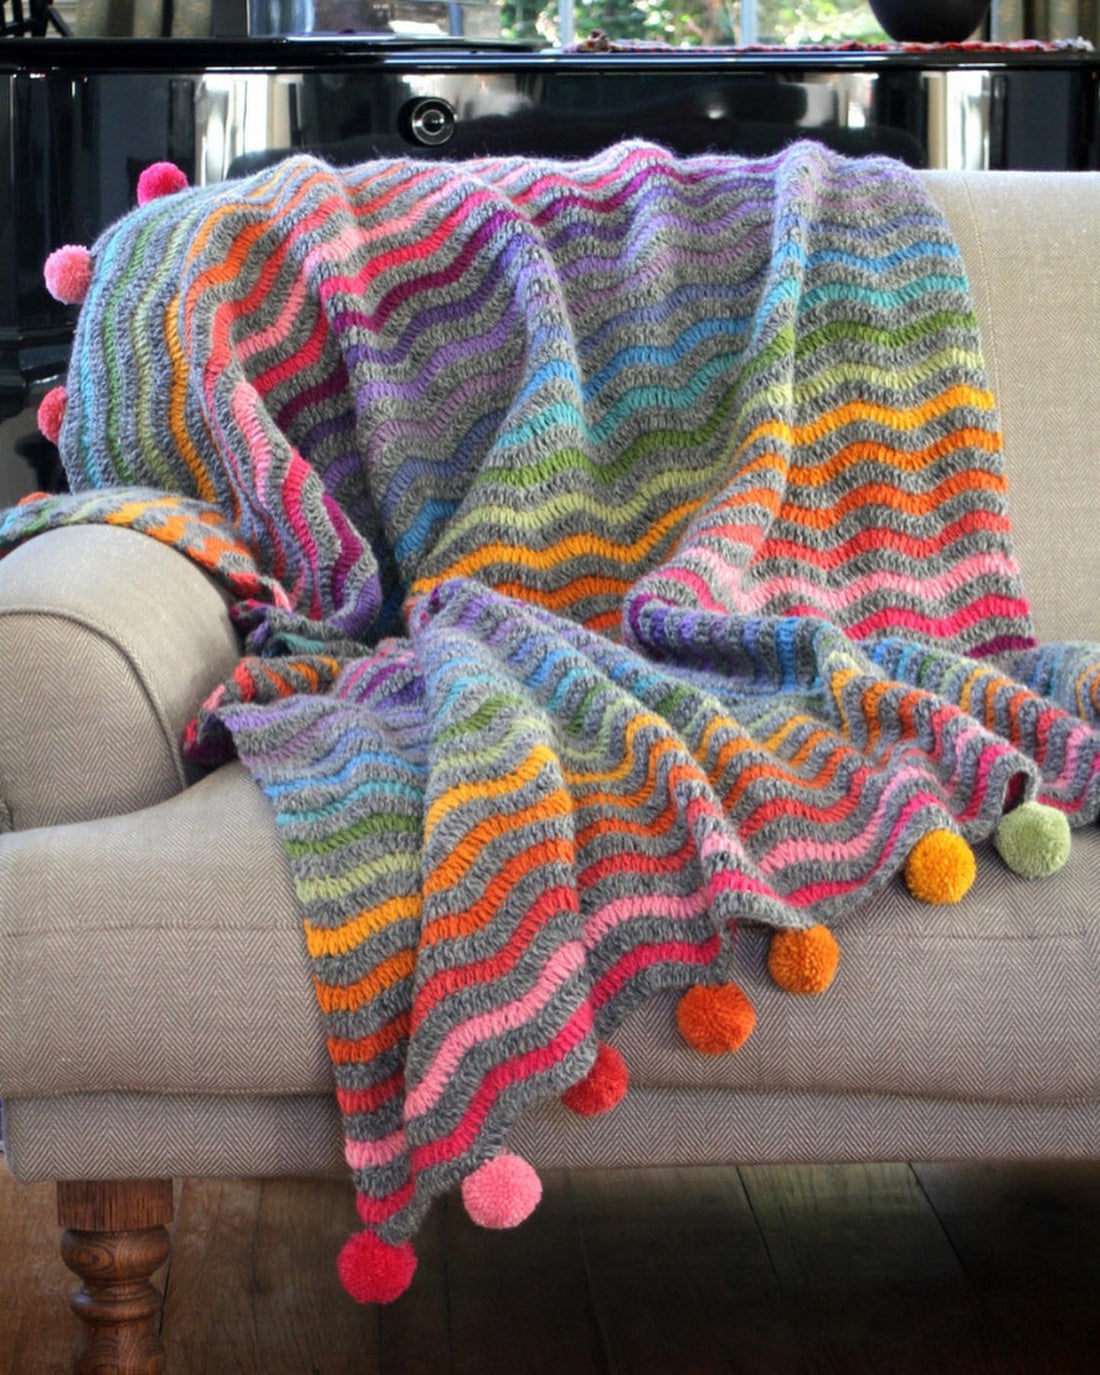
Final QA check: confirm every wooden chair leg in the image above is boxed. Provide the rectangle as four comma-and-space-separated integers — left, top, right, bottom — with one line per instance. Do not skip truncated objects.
57, 1179, 174, 1375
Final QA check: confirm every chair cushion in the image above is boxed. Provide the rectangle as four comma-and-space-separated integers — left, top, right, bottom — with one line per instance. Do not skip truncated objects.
924, 173, 1100, 647
0, 525, 240, 830
2, 763, 1098, 1106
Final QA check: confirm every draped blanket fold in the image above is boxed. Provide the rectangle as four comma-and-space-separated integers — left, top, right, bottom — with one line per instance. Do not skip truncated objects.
4, 140, 1100, 1265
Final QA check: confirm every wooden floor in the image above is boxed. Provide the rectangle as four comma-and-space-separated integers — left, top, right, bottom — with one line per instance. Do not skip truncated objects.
2, 1162, 1099, 1374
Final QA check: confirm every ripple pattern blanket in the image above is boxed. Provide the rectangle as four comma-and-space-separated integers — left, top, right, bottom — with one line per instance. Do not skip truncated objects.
5, 140, 1100, 1300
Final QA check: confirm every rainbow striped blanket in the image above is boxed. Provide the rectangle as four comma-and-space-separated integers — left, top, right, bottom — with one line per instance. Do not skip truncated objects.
4, 140, 1100, 1301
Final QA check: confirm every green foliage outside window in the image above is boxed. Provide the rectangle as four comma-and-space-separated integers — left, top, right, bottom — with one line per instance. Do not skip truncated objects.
501, 0, 886, 46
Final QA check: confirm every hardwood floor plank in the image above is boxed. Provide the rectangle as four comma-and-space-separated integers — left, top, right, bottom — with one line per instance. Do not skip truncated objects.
569, 1164, 807, 1375
377, 1194, 450, 1375
739, 1162, 999, 1375
162, 1177, 381, 1375
0, 1176, 77, 1375
913, 1161, 1100, 1375
6, 1162, 1100, 1374
444, 1168, 608, 1375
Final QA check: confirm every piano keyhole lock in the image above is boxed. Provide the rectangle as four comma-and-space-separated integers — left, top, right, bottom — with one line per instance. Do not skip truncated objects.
400, 97, 457, 148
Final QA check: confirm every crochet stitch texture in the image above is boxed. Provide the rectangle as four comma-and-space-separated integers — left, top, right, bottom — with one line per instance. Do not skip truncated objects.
5, 140, 1100, 1289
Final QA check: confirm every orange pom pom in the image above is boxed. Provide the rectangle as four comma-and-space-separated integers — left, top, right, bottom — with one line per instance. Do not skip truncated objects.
676, 982, 756, 1055
768, 924, 840, 994
904, 828, 976, 904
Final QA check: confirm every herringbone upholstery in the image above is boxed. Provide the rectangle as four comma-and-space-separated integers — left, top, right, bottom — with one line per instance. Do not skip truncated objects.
925, 172, 1100, 646
6, 1089, 1100, 1183
0, 524, 239, 831
3, 760, 1100, 1109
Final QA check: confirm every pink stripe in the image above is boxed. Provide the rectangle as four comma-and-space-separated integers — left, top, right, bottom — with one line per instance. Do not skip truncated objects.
590, 934, 723, 1011
758, 772, 938, 873
345, 1128, 407, 1170
280, 449, 323, 617
707, 867, 785, 902
235, 269, 311, 365
230, 380, 275, 498
582, 889, 711, 948
662, 562, 730, 611
512, 146, 677, 208
318, 187, 498, 305
845, 593, 1032, 642
355, 1179, 415, 1225
404, 940, 586, 1120
735, 551, 1016, 616
410, 1004, 594, 1170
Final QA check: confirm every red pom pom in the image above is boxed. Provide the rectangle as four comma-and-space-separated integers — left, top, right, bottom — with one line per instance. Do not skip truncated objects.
37, 386, 67, 445
137, 161, 189, 206
676, 982, 756, 1054
461, 1153, 542, 1229
43, 246, 92, 305
336, 1230, 416, 1305
560, 1041, 629, 1117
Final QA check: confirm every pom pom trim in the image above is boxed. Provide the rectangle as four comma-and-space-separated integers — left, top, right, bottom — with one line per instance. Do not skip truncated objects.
768, 924, 840, 994
461, 1153, 543, 1229
337, 1229, 417, 1305
994, 800, 1071, 879
561, 1041, 629, 1116
904, 828, 976, 905
677, 982, 756, 1055
37, 386, 67, 446
43, 245, 92, 305
137, 161, 190, 206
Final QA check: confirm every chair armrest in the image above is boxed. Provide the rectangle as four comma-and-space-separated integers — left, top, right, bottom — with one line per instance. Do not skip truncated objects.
0, 524, 241, 831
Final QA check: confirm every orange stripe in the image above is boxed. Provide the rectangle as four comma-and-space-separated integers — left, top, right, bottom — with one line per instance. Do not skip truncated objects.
411, 498, 701, 595
780, 469, 1006, 531
327, 1011, 409, 1065
313, 947, 416, 1015
421, 835, 576, 943
423, 791, 572, 895
304, 894, 421, 959
788, 427, 1001, 488
163, 292, 217, 504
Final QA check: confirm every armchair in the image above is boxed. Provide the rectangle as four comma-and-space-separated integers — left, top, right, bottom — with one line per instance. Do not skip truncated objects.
2, 169, 1099, 1374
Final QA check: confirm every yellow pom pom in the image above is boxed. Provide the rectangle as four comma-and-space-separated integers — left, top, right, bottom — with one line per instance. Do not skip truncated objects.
768, 924, 840, 994
904, 828, 976, 905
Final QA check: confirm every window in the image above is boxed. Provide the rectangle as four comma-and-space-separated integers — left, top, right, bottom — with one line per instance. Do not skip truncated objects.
503, 0, 887, 47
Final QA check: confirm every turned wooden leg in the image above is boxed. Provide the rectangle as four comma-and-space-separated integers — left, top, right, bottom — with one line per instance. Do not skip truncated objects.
57, 1179, 174, 1375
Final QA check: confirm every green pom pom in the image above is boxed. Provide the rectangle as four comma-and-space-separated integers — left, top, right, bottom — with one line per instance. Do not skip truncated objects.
993, 801, 1071, 879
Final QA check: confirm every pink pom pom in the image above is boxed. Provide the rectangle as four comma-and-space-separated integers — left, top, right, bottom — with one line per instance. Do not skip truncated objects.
43, 246, 92, 305
560, 1041, 629, 1117
37, 386, 67, 445
336, 1230, 416, 1304
461, 1153, 542, 1230
137, 161, 189, 206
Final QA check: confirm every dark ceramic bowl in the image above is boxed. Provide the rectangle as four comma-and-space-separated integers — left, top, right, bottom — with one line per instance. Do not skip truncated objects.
869, 0, 990, 42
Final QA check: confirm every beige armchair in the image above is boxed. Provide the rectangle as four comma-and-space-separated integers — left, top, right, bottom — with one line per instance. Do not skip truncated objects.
2, 171, 1099, 1374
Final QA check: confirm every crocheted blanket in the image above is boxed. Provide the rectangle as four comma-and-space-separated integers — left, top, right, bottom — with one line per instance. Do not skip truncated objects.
4, 140, 1100, 1301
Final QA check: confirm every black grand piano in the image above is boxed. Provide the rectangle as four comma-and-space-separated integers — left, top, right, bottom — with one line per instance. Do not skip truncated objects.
1, 34, 1097, 487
